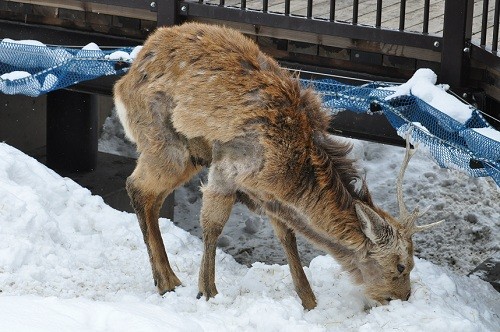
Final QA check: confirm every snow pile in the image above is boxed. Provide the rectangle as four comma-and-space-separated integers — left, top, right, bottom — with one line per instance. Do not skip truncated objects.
382, 68, 474, 123
1, 142, 499, 331
104, 46, 143, 61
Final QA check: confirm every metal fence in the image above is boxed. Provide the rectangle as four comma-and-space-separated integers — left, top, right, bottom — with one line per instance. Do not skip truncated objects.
154, 0, 497, 123
198, 0, 499, 54
1, 0, 498, 120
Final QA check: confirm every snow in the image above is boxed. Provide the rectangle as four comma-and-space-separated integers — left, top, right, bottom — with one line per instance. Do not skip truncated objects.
382, 68, 474, 123
411, 121, 431, 135
130, 46, 143, 59
0, 70, 31, 81
2, 136, 499, 331
0, 38, 46, 47
106, 51, 132, 61
81, 42, 101, 51
473, 127, 500, 143
105, 46, 143, 62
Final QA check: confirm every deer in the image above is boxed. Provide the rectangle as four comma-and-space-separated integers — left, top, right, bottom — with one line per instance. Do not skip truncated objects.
113, 22, 442, 310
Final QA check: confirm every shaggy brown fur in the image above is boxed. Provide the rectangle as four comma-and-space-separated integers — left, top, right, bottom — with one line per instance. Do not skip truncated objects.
114, 22, 421, 310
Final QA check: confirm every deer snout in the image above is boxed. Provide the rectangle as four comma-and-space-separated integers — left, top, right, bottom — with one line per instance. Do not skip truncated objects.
386, 291, 411, 303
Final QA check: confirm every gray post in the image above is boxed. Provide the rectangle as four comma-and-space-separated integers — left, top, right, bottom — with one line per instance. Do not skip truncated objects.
440, 0, 474, 90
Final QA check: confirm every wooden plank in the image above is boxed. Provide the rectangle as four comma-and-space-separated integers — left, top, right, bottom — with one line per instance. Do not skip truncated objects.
404, 1, 445, 34
471, 1, 499, 50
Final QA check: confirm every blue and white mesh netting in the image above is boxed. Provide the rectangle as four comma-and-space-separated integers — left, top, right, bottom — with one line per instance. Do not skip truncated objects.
302, 76, 500, 186
0, 39, 138, 97
0, 41, 499, 186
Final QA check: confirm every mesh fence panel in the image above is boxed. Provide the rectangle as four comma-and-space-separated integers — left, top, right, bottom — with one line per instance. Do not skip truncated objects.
302, 78, 500, 186
0, 41, 498, 186
0, 40, 134, 97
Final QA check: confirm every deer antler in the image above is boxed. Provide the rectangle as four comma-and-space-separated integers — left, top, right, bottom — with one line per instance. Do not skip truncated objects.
396, 130, 444, 234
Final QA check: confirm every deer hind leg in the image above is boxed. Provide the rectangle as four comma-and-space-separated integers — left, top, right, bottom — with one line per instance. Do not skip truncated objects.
269, 217, 317, 310
127, 155, 201, 295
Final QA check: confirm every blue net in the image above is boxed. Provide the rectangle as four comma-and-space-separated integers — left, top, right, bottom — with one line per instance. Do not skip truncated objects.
302, 78, 500, 186
0, 40, 499, 186
0, 40, 135, 97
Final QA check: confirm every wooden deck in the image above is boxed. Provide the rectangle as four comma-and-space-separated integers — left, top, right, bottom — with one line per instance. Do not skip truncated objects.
209, 0, 499, 51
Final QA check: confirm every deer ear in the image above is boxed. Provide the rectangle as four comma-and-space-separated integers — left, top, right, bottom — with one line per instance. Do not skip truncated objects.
355, 202, 392, 245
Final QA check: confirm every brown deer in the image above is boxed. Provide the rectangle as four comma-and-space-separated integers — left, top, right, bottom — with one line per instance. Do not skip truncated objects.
113, 22, 442, 310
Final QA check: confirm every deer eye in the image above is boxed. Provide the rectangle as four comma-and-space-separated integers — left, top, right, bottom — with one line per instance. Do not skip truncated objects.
397, 264, 405, 273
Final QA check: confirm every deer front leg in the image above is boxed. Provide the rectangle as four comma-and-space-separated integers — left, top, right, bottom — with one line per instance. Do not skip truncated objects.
269, 217, 317, 310
127, 177, 181, 293
197, 189, 235, 300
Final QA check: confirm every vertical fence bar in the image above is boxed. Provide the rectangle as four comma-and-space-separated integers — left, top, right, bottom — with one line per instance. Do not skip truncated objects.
285, 0, 290, 15
157, 0, 180, 26
376, 0, 382, 27
330, 0, 336, 21
353, 0, 359, 24
493, 0, 499, 52
219, 0, 225, 6
241, 0, 246, 9
481, 0, 489, 45
399, 0, 406, 30
441, 0, 474, 89
423, 0, 430, 33
307, 0, 313, 18
263, 0, 268, 12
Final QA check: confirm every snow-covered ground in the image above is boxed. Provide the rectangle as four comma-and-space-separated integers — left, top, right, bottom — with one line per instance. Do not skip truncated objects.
1, 142, 499, 331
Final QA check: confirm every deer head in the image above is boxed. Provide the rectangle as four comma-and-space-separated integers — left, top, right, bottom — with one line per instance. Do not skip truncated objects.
352, 134, 444, 305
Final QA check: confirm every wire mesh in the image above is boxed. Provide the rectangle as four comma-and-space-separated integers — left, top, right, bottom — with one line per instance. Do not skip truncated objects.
0, 40, 498, 186
302, 78, 500, 186
0, 40, 135, 97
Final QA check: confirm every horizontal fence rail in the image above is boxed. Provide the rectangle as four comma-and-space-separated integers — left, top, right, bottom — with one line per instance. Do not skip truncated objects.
201, 0, 499, 55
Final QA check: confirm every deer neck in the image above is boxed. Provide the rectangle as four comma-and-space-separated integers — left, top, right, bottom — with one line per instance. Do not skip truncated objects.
265, 195, 367, 263
275, 179, 366, 251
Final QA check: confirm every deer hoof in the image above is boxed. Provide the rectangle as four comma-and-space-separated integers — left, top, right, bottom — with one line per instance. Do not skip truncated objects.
196, 287, 218, 300
156, 275, 182, 295
301, 297, 317, 310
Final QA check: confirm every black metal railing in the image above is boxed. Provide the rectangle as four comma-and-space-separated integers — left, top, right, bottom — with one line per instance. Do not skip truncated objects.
1, 0, 497, 103
177, 1, 498, 92
199, 1, 498, 55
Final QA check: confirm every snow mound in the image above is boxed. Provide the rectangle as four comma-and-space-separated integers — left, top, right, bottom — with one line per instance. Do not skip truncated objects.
381, 68, 473, 123
0, 142, 499, 331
